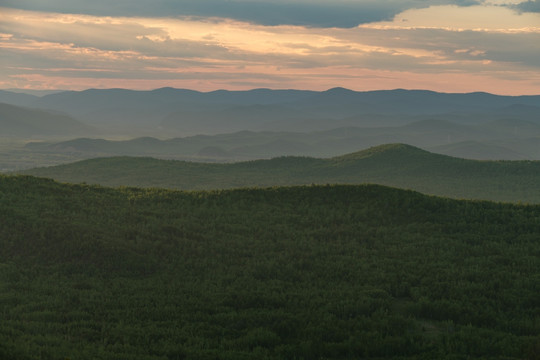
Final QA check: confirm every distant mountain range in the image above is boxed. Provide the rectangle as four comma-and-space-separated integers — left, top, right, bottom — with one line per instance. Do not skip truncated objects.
2, 87, 540, 136
19, 144, 540, 203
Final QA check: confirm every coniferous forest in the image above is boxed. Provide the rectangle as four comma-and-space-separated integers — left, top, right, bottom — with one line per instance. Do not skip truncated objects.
1, 175, 539, 359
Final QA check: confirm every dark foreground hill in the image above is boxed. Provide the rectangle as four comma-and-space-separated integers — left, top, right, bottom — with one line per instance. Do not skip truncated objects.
20, 144, 540, 203
0, 175, 539, 359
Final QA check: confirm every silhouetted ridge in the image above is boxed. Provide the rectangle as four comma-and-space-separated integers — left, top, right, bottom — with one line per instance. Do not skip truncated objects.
324, 87, 356, 94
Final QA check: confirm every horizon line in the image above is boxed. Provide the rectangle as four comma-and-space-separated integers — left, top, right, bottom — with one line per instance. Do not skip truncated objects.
2, 86, 539, 97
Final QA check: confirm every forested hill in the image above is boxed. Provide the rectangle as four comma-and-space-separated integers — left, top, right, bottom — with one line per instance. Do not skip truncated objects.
0, 175, 539, 359
20, 143, 540, 203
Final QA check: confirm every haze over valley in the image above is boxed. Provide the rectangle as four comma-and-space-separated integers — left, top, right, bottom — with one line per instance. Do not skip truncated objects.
2, 87, 540, 172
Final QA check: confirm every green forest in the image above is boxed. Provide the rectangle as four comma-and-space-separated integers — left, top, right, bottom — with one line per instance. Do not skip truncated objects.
19, 144, 540, 203
0, 174, 539, 359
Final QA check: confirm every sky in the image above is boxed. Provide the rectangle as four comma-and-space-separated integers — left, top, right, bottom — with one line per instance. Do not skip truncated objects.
1, 0, 539, 94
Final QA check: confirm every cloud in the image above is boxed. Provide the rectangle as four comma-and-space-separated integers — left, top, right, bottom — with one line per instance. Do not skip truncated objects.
360, 4, 540, 32
1, 6, 539, 94
1, 0, 483, 28
513, 0, 540, 12
338, 26, 540, 69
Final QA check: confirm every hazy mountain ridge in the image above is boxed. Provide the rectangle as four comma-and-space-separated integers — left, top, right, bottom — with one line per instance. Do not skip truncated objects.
2, 88, 540, 136
0, 90, 39, 107
23, 116, 540, 163
0, 102, 97, 137
20, 143, 540, 203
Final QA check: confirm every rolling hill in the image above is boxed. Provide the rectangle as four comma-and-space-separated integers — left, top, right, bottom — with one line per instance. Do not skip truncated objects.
20, 144, 540, 203
0, 175, 539, 359
21, 115, 540, 165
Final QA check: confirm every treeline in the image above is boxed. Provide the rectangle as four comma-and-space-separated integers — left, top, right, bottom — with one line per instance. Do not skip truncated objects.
0, 175, 539, 359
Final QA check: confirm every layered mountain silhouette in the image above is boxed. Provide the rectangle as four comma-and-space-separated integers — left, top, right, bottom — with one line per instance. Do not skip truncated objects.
3, 87, 540, 168
24, 115, 540, 162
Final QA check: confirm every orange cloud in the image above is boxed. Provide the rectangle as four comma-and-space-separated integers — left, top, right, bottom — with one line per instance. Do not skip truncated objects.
1, 6, 539, 94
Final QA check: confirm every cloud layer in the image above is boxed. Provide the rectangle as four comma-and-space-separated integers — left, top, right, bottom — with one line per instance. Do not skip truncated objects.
1, 1, 539, 94
515, 0, 540, 12
0, 0, 487, 28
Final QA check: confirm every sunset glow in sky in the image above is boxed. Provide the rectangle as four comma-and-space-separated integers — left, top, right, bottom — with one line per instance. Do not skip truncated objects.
1, 0, 539, 94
